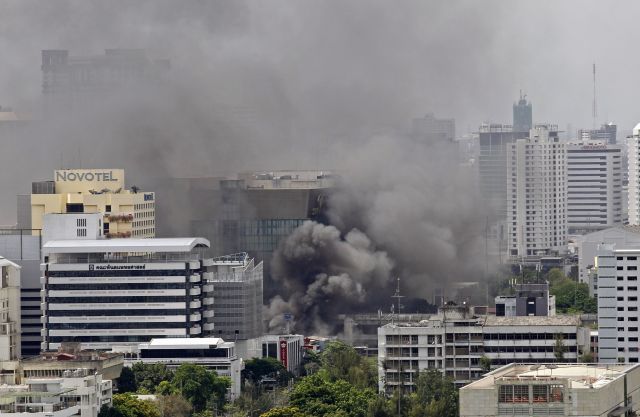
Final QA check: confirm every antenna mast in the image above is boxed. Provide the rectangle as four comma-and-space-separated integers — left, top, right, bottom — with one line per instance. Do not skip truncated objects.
392, 277, 404, 322
592, 62, 597, 129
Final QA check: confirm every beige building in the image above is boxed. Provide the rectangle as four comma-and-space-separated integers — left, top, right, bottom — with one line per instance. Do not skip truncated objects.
460, 363, 640, 417
0, 256, 21, 360
28, 169, 155, 238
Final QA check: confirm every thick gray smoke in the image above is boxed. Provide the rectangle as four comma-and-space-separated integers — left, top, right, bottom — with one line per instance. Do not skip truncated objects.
268, 135, 489, 334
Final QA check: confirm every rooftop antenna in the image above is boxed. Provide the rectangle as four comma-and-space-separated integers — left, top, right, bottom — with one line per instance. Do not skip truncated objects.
592, 62, 597, 129
391, 277, 404, 322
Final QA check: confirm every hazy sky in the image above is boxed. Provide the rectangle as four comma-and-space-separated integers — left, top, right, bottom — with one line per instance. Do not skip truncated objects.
1, 1, 638, 138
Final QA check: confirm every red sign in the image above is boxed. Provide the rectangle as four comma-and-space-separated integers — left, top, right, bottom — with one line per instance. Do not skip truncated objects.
279, 339, 288, 368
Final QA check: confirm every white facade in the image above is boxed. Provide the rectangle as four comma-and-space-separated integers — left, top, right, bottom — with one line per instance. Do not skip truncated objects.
460, 363, 640, 417
43, 213, 104, 243
135, 338, 243, 400
41, 238, 212, 351
628, 123, 640, 225
566, 141, 622, 232
0, 257, 21, 360
595, 245, 640, 363
507, 126, 567, 257
377, 306, 588, 392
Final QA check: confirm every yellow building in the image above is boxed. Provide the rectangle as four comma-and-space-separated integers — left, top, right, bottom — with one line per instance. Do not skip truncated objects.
30, 169, 155, 238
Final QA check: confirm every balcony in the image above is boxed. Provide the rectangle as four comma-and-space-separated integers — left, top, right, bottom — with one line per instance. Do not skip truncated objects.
190, 287, 201, 296
190, 313, 202, 322
203, 297, 214, 306
190, 275, 201, 283
204, 323, 215, 331
190, 300, 201, 309
203, 310, 214, 318
190, 326, 202, 335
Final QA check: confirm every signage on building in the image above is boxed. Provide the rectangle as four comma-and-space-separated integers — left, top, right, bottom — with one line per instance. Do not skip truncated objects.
88, 264, 146, 271
144, 193, 154, 201
279, 338, 288, 368
55, 170, 119, 182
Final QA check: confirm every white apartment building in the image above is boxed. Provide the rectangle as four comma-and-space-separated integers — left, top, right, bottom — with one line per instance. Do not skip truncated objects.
507, 126, 567, 257
460, 363, 640, 417
566, 141, 622, 232
628, 124, 640, 225
0, 256, 21, 360
41, 238, 212, 351
135, 338, 242, 399
377, 305, 588, 393
595, 245, 640, 363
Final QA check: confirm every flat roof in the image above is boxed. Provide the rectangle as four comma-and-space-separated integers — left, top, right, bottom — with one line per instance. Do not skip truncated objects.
140, 338, 230, 349
463, 363, 639, 390
43, 238, 210, 254
484, 315, 581, 326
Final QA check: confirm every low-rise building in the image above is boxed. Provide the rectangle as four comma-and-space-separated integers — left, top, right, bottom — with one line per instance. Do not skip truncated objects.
135, 337, 242, 400
495, 283, 556, 316
459, 363, 640, 417
377, 305, 589, 392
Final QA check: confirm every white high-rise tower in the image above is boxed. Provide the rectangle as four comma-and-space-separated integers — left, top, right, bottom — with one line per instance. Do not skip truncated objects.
627, 123, 640, 225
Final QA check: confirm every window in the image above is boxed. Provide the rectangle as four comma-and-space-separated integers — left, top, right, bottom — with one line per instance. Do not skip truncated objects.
106, 205, 112, 212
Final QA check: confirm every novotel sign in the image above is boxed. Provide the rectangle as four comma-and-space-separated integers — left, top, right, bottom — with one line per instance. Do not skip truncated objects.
55, 170, 119, 182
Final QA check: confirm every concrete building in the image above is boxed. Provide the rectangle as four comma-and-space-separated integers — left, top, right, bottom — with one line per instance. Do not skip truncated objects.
411, 113, 455, 142
578, 122, 618, 144
377, 305, 588, 392
42, 49, 169, 119
42, 213, 104, 243
628, 123, 640, 225
136, 338, 242, 400
41, 238, 211, 351
595, 245, 640, 363
575, 226, 640, 297
513, 94, 532, 133
0, 229, 42, 357
236, 334, 305, 376
204, 252, 263, 341
0, 256, 21, 360
507, 126, 567, 258
567, 141, 623, 232
0, 345, 122, 417
460, 363, 640, 417
23, 169, 155, 239
495, 283, 555, 317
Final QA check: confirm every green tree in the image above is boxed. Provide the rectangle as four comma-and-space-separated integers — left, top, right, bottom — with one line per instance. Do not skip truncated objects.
579, 351, 595, 363
479, 356, 492, 373
117, 367, 137, 393
546, 268, 567, 287
244, 357, 288, 386
131, 363, 174, 394
172, 363, 231, 412
260, 406, 308, 417
290, 373, 376, 417
408, 370, 458, 417
366, 396, 394, 417
157, 394, 192, 417
550, 279, 597, 314
554, 334, 566, 362
99, 393, 159, 417
320, 341, 377, 389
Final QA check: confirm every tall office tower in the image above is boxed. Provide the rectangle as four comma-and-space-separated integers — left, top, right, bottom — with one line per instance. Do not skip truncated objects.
628, 124, 640, 225
41, 49, 169, 119
578, 123, 618, 144
512, 93, 532, 132
21, 169, 155, 238
507, 126, 567, 257
411, 113, 455, 142
596, 245, 640, 363
566, 141, 623, 232
41, 238, 210, 351
0, 256, 21, 360
203, 252, 263, 340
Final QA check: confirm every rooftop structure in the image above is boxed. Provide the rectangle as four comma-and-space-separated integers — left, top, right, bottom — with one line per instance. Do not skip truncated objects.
460, 363, 640, 417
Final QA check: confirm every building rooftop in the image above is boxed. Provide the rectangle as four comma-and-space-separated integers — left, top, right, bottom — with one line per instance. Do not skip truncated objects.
0, 256, 20, 269
140, 337, 231, 349
463, 363, 638, 390
43, 238, 210, 254
483, 315, 580, 326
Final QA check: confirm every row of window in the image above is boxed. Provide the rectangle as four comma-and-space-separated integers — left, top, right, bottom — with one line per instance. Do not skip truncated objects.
48, 270, 189, 277
47, 309, 187, 316
46, 283, 187, 290
46, 296, 188, 303
47, 322, 188, 330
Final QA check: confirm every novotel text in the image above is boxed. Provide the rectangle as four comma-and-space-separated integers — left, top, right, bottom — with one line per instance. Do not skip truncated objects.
55, 171, 119, 182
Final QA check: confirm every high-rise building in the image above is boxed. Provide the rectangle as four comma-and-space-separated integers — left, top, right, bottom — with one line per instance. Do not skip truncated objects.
507, 126, 567, 257
0, 256, 21, 360
566, 141, 623, 232
22, 169, 155, 238
204, 252, 263, 341
595, 244, 640, 363
41, 49, 169, 119
41, 238, 211, 351
411, 113, 455, 142
578, 123, 617, 144
512, 93, 532, 132
628, 124, 640, 225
